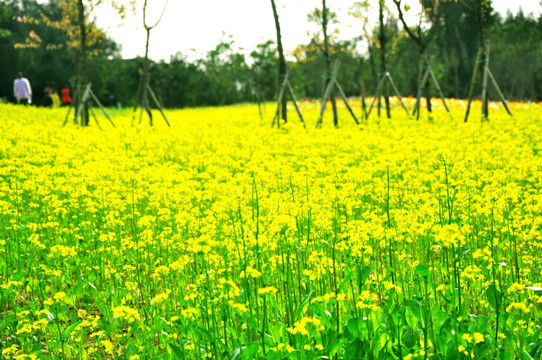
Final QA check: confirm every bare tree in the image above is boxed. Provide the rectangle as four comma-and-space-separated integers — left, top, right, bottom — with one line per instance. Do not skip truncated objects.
71, 0, 134, 126
270, 0, 288, 124
322, 0, 339, 126
392, 0, 444, 117
308, 0, 339, 126
133, 0, 169, 126
75, 0, 89, 125
377, 0, 392, 118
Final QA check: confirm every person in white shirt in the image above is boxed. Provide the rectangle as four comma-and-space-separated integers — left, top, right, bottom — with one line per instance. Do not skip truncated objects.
14, 72, 32, 105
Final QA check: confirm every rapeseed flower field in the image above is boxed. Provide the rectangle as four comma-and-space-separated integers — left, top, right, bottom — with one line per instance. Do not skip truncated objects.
0, 100, 541, 359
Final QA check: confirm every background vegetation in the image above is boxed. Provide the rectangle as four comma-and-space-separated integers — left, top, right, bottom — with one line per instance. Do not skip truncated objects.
0, 0, 541, 108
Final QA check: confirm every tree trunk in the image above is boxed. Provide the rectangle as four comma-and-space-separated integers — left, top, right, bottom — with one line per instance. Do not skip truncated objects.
421, 54, 432, 113
76, 0, 88, 126
143, 27, 153, 126
322, 0, 338, 126
378, 0, 390, 118
270, 0, 287, 123
368, 45, 378, 90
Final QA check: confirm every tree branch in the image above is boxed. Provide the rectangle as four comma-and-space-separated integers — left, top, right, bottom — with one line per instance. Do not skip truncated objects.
144, 0, 169, 31
392, 0, 422, 47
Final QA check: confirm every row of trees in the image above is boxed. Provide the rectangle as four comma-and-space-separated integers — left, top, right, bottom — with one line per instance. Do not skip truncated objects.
0, 0, 541, 113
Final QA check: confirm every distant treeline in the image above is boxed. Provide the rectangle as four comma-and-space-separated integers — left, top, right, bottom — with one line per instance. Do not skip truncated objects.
1, 0, 541, 108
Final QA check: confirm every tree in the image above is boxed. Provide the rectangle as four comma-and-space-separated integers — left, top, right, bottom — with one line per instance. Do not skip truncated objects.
0, 4, 12, 38
435, 1, 477, 98
392, 0, 445, 116
269, 0, 288, 123
133, 0, 169, 126
379, 0, 401, 118
490, 11, 542, 100
464, 0, 495, 121
199, 36, 250, 106
308, 0, 339, 126
350, 1, 372, 118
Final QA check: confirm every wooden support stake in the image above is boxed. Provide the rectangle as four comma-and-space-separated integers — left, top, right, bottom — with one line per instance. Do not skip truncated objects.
315, 76, 338, 128
412, 54, 450, 119
413, 68, 431, 118
464, 47, 483, 123
429, 70, 450, 113
366, 72, 409, 120
73, 84, 91, 125
386, 73, 410, 116
360, 76, 367, 121
272, 72, 304, 128
63, 102, 73, 126
89, 88, 115, 127
88, 106, 102, 130
366, 75, 387, 119
481, 40, 491, 119
487, 69, 513, 116
465, 40, 511, 122
316, 60, 349, 128
272, 79, 288, 128
65, 83, 114, 128
286, 81, 305, 127
147, 85, 171, 127
335, 80, 359, 125
138, 106, 145, 125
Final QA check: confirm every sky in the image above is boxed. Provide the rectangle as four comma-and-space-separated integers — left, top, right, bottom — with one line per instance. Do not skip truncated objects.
92, 0, 541, 62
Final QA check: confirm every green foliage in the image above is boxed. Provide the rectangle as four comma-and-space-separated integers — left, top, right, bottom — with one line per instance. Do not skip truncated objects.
250, 40, 276, 102
0, 0, 541, 106
0, 4, 12, 37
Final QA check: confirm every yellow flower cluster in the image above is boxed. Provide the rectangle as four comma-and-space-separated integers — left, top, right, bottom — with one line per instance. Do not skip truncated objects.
258, 286, 278, 295
112, 305, 140, 323
506, 302, 530, 314
49, 244, 77, 258
151, 289, 172, 305
287, 316, 324, 336
356, 290, 379, 311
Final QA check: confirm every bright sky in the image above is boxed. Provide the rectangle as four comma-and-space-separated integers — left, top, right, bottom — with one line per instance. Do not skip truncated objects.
93, 0, 541, 62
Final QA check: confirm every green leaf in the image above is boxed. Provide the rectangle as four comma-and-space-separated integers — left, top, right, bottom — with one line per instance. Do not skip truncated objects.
522, 350, 535, 360
97, 303, 110, 320
231, 344, 259, 360
344, 338, 366, 359
408, 300, 423, 324
485, 284, 501, 310
194, 325, 214, 343
62, 320, 82, 340
387, 313, 397, 338
347, 318, 361, 339
30, 342, 44, 353
339, 268, 355, 291
402, 306, 417, 332
446, 349, 461, 360
415, 264, 430, 279
328, 332, 342, 357
168, 343, 184, 359
358, 266, 372, 289
295, 290, 314, 320
434, 311, 451, 334
231, 347, 243, 360
478, 342, 490, 358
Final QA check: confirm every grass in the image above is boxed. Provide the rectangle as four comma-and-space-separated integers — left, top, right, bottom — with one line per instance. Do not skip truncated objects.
0, 99, 541, 359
